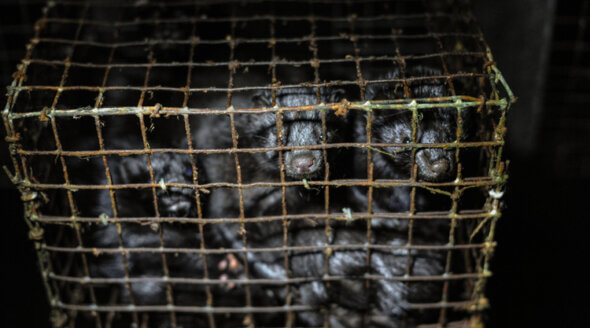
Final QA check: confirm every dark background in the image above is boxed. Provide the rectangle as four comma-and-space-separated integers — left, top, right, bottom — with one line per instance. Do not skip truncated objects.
1, 0, 588, 327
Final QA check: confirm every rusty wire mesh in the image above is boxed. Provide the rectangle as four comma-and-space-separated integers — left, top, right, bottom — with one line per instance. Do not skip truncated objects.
2, 0, 514, 327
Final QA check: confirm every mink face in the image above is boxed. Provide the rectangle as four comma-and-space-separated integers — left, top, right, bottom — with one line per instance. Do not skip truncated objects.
200, 86, 352, 244
370, 109, 457, 182
365, 66, 457, 182
113, 152, 197, 217
200, 86, 353, 268
349, 66, 465, 219
243, 87, 347, 180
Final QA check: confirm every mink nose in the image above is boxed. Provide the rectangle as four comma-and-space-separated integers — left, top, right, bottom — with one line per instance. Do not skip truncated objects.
284, 150, 322, 179
430, 158, 450, 175
416, 149, 454, 181
160, 188, 193, 217
293, 154, 314, 171
166, 200, 191, 217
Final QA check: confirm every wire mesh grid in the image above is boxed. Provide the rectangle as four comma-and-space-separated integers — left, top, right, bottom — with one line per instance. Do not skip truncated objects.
543, 0, 590, 178
2, 0, 514, 327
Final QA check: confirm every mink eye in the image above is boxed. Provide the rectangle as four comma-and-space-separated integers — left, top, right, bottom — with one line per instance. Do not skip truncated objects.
185, 168, 193, 177
323, 131, 335, 142
402, 136, 411, 144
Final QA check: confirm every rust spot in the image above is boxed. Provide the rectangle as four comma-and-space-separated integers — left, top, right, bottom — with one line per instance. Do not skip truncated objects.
333, 99, 350, 117
151, 103, 162, 118
310, 58, 320, 69
21, 191, 38, 202
39, 107, 51, 122
28, 226, 44, 240
4, 134, 21, 143
228, 60, 240, 73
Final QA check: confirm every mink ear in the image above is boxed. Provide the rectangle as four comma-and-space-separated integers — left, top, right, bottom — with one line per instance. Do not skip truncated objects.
117, 156, 148, 183
326, 88, 347, 103
251, 90, 272, 107
365, 82, 402, 101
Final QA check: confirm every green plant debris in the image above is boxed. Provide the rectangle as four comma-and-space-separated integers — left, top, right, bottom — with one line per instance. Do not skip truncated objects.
302, 178, 311, 189
342, 207, 353, 221
422, 186, 453, 197
99, 213, 109, 225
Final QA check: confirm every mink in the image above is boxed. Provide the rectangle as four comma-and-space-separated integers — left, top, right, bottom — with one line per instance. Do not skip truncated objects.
197, 86, 351, 244
239, 222, 444, 327
77, 119, 246, 327
330, 66, 470, 325
350, 66, 469, 226
195, 86, 354, 324
197, 83, 447, 327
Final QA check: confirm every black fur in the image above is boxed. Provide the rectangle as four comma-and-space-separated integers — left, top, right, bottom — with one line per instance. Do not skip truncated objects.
77, 68, 467, 327
351, 66, 465, 219
80, 123, 245, 327
326, 66, 466, 326
197, 86, 351, 241
247, 224, 444, 328
196, 87, 356, 325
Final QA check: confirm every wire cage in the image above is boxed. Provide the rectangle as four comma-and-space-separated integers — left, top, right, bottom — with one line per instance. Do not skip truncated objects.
2, 0, 514, 327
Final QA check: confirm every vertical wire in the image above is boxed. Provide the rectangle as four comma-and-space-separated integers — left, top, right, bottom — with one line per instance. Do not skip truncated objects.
266, 3, 296, 326
421, 1, 461, 324
44, 4, 105, 327
306, 1, 333, 325
383, 5, 417, 327
225, 4, 255, 326
134, 18, 177, 326
342, 1, 375, 325
464, 8, 493, 302
90, 6, 131, 326
180, 5, 217, 328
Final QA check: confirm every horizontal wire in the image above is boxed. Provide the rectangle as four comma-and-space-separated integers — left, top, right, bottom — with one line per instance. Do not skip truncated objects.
48, 272, 487, 285
50, 0, 454, 8
9, 71, 486, 94
38, 209, 493, 225
42, 14, 461, 26
24, 50, 485, 68
54, 300, 475, 313
7, 95, 505, 119
17, 177, 496, 191
17, 141, 502, 157
30, 33, 482, 48
42, 242, 494, 255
